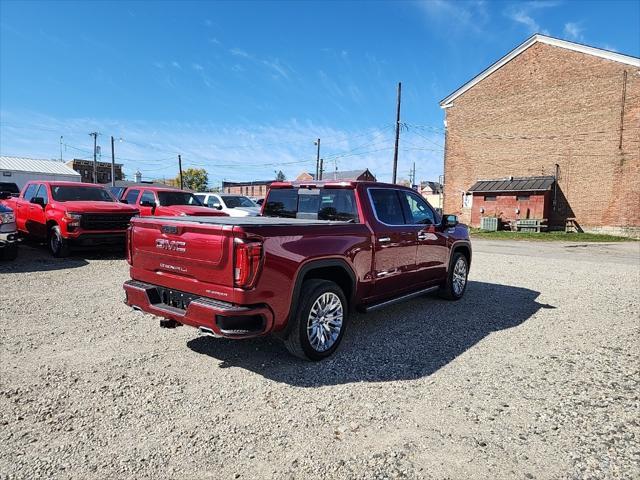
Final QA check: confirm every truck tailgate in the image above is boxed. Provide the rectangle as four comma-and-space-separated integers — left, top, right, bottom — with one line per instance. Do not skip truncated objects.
129, 217, 236, 301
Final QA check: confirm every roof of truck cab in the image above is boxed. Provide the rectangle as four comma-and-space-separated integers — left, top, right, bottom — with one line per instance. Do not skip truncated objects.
142, 216, 352, 226
28, 181, 108, 187
269, 180, 411, 190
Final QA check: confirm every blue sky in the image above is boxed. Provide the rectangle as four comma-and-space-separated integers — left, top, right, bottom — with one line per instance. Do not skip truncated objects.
1, 0, 638, 186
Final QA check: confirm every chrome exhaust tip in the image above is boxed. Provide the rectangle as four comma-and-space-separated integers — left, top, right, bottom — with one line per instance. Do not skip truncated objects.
199, 326, 220, 338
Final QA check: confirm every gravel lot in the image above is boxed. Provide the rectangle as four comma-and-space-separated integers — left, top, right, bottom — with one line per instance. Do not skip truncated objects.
1, 239, 638, 479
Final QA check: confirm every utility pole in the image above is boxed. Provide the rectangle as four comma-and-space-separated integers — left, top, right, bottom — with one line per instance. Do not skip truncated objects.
59, 136, 63, 162
89, 132, 98, 183
178, 154, 184, 190
110, 136, 116, 187
319, 158, 324, 181
314, 139, 321, 180
409, 161, 416, 188
392, 82, 402, 184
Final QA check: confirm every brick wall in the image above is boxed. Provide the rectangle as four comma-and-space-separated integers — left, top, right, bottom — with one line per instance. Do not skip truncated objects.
223, 184, 269, 197
443, 42, 640, 236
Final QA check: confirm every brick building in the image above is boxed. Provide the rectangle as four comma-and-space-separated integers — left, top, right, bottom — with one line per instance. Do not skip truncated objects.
66, 158, 124, 184
222, 180, 273, 197
440, 34, 640, 236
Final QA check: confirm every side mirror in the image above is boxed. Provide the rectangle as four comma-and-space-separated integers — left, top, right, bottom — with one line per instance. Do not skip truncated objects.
214, 204, 223, 210
0, 191, 11, 200
31, 196, 46, 207
443, 214, 458, 228
140, 200, 156, 208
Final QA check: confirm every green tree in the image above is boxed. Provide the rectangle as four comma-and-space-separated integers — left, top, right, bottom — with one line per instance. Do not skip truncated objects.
177, 168, 208, 191
275, 170, 286, 182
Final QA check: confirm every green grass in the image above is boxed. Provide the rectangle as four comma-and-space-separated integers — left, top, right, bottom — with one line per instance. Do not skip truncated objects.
469, 228, 637, 242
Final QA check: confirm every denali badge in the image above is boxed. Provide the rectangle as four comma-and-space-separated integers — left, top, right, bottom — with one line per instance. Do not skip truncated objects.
156, 239, 186, 252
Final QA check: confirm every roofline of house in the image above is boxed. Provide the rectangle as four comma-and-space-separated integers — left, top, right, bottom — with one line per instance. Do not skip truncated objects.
440, 34, 640, 107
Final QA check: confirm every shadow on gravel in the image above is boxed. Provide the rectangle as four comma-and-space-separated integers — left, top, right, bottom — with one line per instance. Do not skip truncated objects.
0, 241, 125, 274
187, 281, 554, 386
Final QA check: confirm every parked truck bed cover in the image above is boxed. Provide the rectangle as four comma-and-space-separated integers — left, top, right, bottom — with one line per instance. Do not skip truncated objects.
146, 216, 352, 226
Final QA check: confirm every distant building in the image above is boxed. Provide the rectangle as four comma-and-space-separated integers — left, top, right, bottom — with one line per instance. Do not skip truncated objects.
66, 158, 124, 184
222, 180, 273, 197
296, 169, 376, 182
0, 156, 80, 189
420, 181, 443, 210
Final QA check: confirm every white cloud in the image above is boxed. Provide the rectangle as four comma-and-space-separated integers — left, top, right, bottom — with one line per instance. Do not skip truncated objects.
416, 0, 489, 34
505, 1, 560, 35
230, 48, 251, 58
563, 22, 584, 41
192, 63, 204, 71
171, 61, 182, 69
0, 111, 444, 185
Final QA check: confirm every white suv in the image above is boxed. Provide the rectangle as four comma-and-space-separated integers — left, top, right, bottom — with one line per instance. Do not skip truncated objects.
195, 193, 260, 217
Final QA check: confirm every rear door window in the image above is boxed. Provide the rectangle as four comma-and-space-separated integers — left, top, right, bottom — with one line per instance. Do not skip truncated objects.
369, 189, 406, 225
125, 189, 140, 205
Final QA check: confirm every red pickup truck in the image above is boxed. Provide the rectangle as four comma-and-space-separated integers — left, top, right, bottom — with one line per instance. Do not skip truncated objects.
113, 185, 228, 218
2, 181, 139, 257
124, 181, 471, 360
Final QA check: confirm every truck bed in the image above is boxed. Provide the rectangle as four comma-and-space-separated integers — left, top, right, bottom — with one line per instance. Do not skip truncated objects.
148, 216, 353, 226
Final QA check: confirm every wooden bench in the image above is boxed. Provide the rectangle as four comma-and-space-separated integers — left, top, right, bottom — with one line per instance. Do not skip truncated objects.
515, 219, 547, 233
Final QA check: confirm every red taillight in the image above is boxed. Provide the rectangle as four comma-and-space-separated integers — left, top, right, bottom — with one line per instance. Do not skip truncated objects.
126, 226, 133, 265
234, 239, 263, 288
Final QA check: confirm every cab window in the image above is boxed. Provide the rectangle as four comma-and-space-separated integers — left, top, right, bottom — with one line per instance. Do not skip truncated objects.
34, 184, 49, 205
140, 190, 156, 205
125, 189, 140, 205
23, 184, 38, 201
400, 191, 437, 225
369, 189, 405, 225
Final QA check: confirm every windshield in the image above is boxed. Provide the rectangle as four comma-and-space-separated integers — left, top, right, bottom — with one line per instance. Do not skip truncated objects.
50, 185, 115, 202
222, 195, 256, 208
157, 191, 203, 206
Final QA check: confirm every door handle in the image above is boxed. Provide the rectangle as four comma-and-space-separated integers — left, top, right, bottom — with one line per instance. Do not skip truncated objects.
378, 237, 391, 243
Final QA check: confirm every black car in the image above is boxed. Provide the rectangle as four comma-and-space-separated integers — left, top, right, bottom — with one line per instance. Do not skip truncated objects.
0, 203, 18, 260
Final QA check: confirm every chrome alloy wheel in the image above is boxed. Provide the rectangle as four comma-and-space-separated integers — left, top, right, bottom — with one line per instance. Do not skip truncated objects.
452, 257, 468, 296
307, 292, 344, 352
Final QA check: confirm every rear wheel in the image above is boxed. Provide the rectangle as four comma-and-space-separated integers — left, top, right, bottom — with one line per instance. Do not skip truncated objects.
440, 252, 468, 300
284, 279, 348, 361
49, 225, 70, 258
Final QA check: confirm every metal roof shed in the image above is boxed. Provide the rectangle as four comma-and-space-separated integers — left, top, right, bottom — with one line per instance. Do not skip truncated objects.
0, 156, 81, 190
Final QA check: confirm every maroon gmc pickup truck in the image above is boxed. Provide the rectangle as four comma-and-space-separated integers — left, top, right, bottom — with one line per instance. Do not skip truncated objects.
124, 181, 471, 360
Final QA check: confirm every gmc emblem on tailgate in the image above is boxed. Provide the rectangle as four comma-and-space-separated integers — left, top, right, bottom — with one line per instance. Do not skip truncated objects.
156, 239, 186, 252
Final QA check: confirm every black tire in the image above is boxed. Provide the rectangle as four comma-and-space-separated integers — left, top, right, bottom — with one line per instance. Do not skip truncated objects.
439, 252, 469, 300
49, 225, 70, 258
284, 279, 349, 361
1, 243, 18, 260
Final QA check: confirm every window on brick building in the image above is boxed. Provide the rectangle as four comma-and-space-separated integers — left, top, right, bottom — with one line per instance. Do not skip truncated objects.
517, 195, 530, 201
484, 195, 497, 201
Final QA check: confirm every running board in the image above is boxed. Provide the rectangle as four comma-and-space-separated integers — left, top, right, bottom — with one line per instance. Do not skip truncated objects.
363, 286, 440, 313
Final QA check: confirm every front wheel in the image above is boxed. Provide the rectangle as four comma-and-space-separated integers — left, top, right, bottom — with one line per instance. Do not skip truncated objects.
284, 279, 348, 361
49, 225, 70, 258
440, 252, 469, 300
